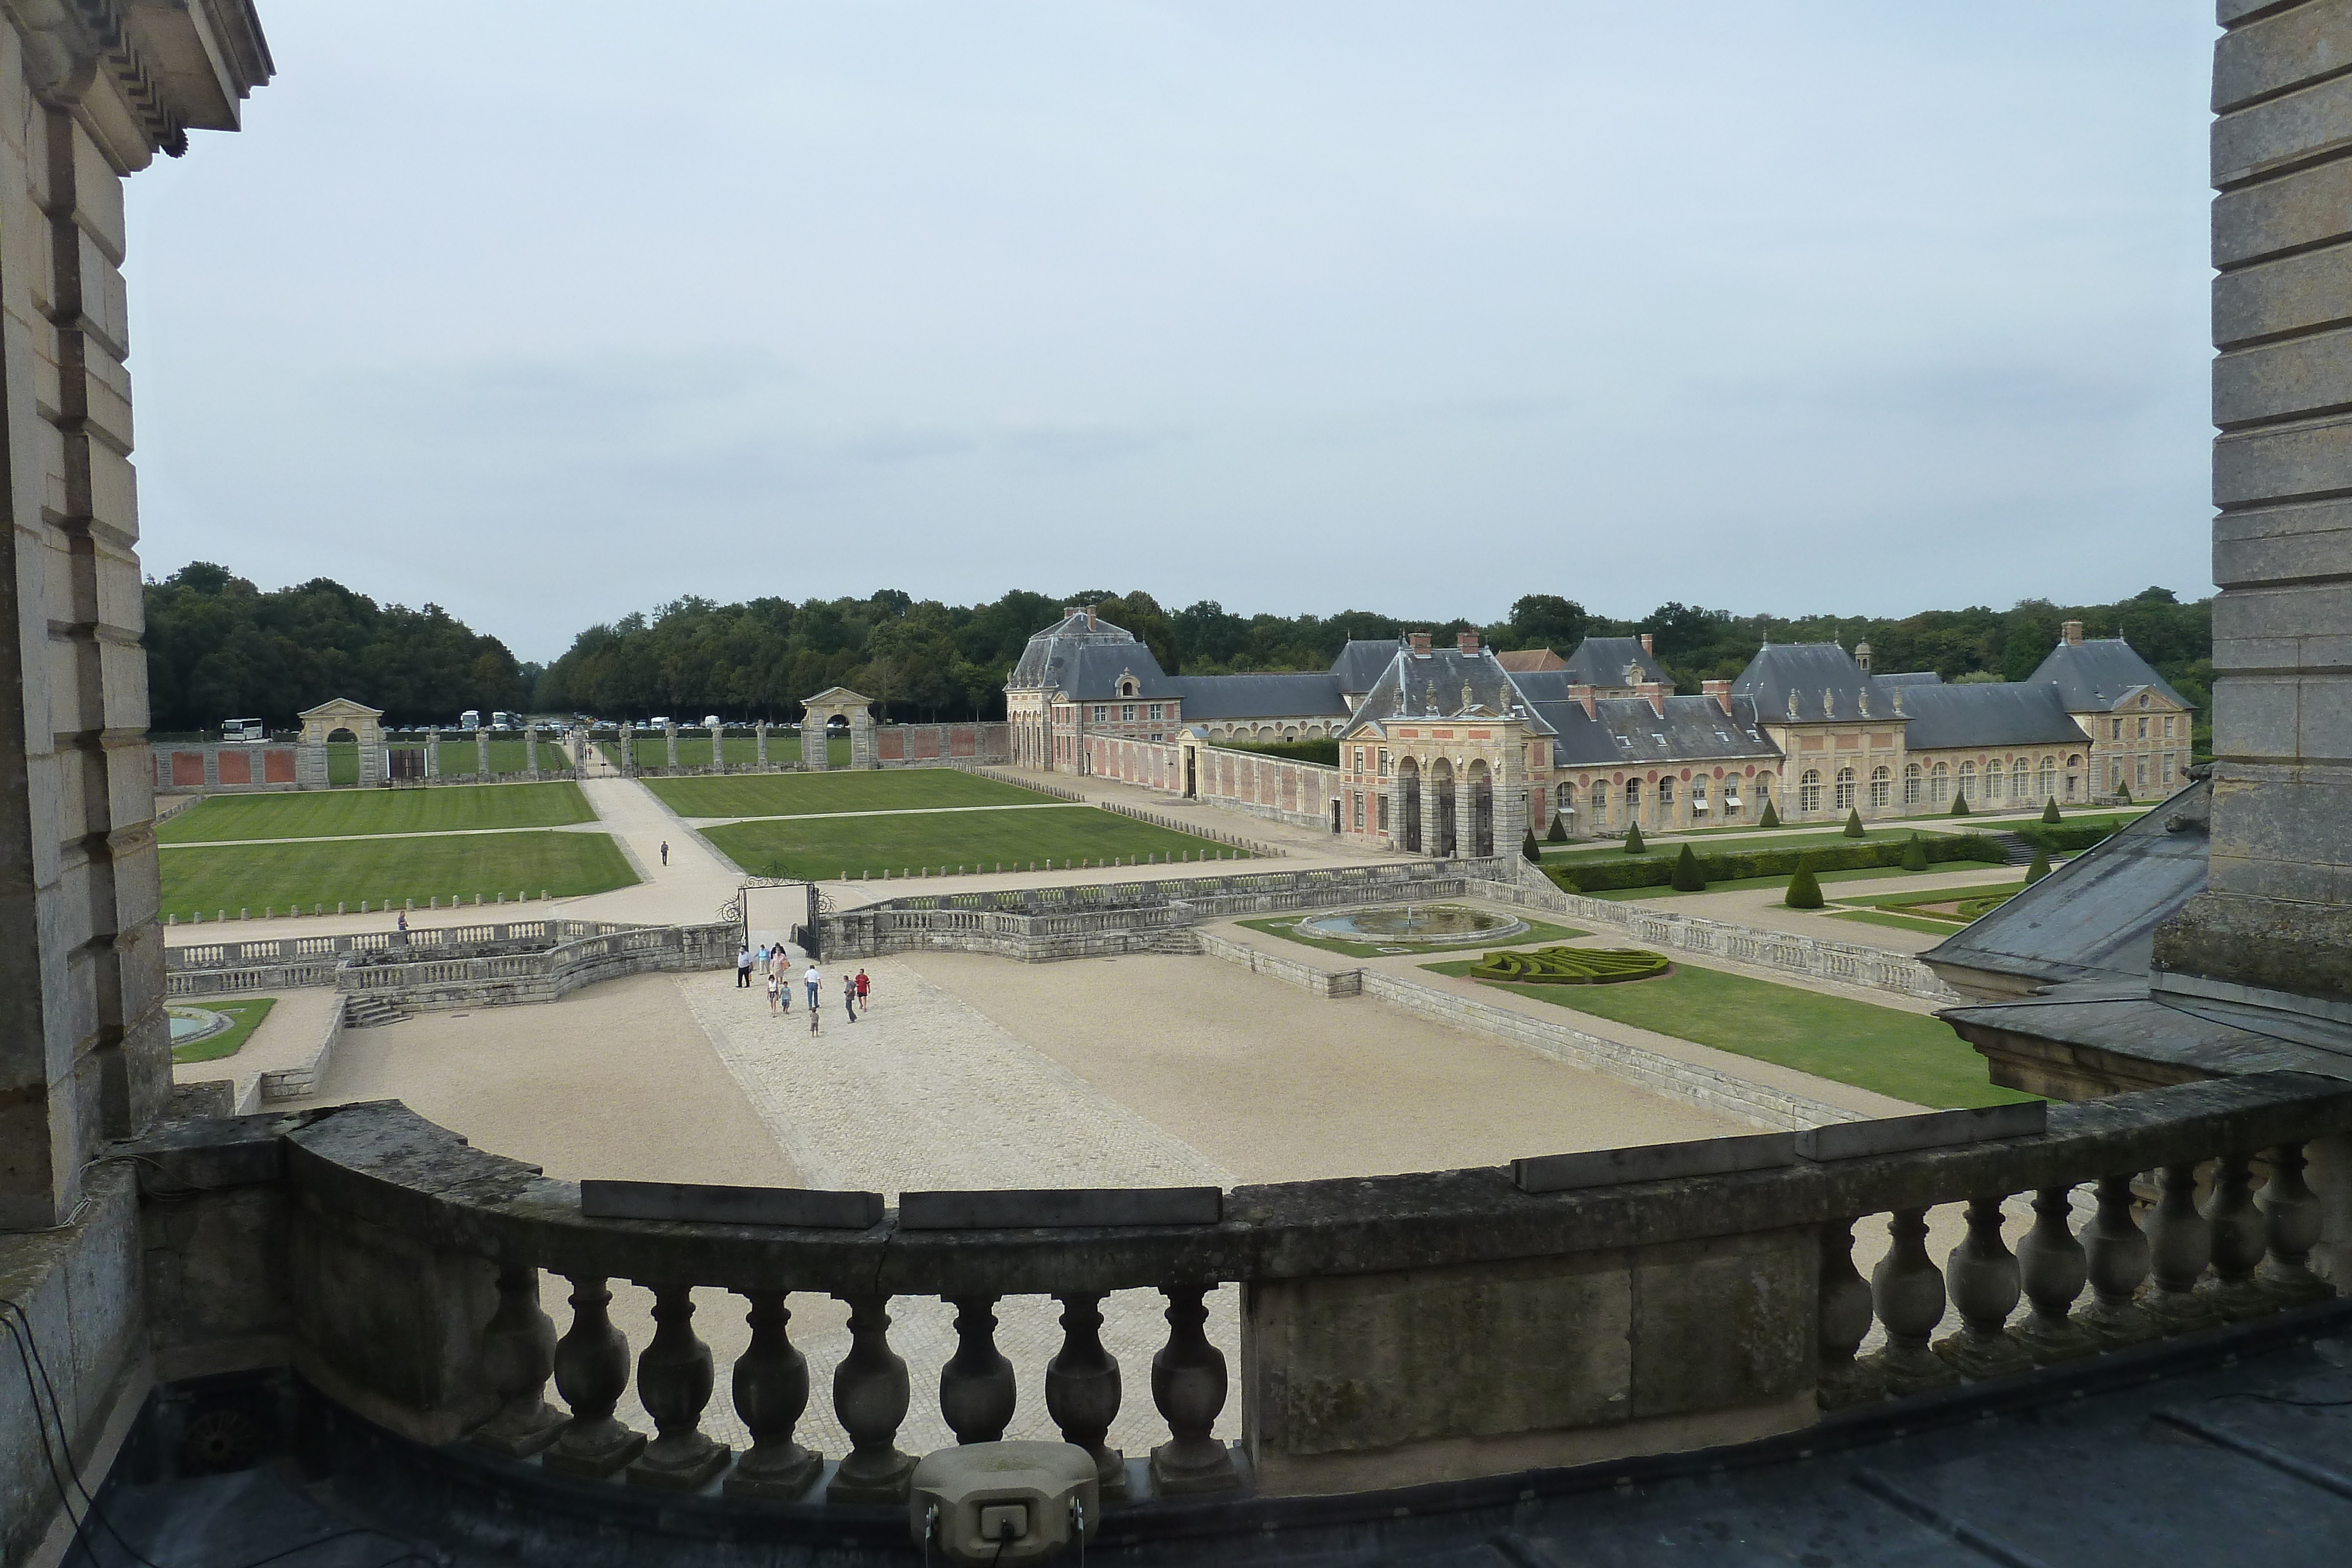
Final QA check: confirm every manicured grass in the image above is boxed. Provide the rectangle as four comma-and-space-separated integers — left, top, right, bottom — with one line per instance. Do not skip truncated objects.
326, 738, 576, 781
159, 830, 636, 921
1578, 861, 2011, 901
159, 782, 597, 843
170, 997, 275, 1064
1836, 881, 2026, 911
1238, 914, 1588, 959
602, 735, 851, 770
1830, 910, 1967, 938
703, 807, 1250, 880
1543, 827, 1949, 864
1423, 957, 2033, 1109
649, 768, 1057, 819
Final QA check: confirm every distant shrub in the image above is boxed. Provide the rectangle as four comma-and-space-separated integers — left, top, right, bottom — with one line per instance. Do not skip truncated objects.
2009, 821, 2122, 854
1220, 738, 1340, 767
1624, 823, 1646, 855
1671, 844, 1708, 891
2024, 848, 2052, 885
1950, 794, 1972, 817
2041, 797, 2062, 824
1843, 808, 1866, 838
1758, 798, 1781, 829
1785, 865, 1825, 909
1900, 834, 1929, 872
1522, 829, 1541, 865
1546, 815, 1568, 844
1543, 833, 2007, 895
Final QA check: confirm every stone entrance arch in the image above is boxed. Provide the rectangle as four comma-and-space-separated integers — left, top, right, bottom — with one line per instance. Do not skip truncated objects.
799, 686, 876, 771
297, 697, 386, 787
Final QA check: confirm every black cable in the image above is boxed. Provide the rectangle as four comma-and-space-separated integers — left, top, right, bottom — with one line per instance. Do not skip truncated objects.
2, 1307, 105, 1567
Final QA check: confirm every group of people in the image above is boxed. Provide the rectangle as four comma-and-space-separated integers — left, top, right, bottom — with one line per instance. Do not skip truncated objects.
735, 942, 870, 1030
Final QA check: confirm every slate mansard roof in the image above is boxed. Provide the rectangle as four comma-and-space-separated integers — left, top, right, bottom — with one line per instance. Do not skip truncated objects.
1897, 682, 2087, 751
1007, 611, 1148, 693
1560, 636, 1670, 688
1533, 694, 1781, 769
1164, 673, 1347, 721
1730, 643, 1914, 723
1343, 646, 1550, 734
2030, 638, 2193, 713
1331, 638, 1409, 696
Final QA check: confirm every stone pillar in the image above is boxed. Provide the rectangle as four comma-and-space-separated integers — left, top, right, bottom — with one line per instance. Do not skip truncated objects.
850, 712, 876, 770
476, 728, 491, 778
425, 728, 440, 778
665, 724, 679, 770
359, 740, 383, 786
1493, 757, 1527, 860
298, 742, 330, 787
2153, 4, 2352, 1019
619, 723, 636, 776
756, 722, 769, 767
525, 728, 538, 775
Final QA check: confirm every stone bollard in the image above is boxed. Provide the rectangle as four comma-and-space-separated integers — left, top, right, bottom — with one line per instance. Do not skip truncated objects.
475, 894, 483, 906
265, 906, 273, 919
337, 902, 345, 915
496, 892, 505, 904
165, 912, 175, 926
542, 890, 549, 901
359, 902, 368, 914
406, 898, 416, 911
430, 896, 438, 909
240, 908, 250, 920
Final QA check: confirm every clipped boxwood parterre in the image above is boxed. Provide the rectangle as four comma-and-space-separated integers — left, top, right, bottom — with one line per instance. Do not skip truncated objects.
1546, 833, 2010, 894
1467, 946, 1671, 985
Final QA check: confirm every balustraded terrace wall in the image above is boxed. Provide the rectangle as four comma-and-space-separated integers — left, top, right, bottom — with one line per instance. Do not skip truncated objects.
163, 918, 734, 1004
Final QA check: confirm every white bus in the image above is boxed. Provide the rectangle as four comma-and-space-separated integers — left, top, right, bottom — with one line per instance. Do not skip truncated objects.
459, 709, 482, 730
491, 711, 517, 731
221, 718, 266, 744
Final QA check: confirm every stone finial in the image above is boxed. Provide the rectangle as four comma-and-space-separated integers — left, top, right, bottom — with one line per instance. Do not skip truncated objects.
1892, 687, 1905, 716
1460, 681, 1474, 714
1787, 689, 1800, 720
1823, 688, 1836, 719
1858, 690, 1870, 719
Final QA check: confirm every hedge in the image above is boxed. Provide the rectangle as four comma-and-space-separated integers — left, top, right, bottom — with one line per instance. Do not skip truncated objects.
2006, 821, 2124, 854
1218, 738, 1341, 767
1546, 833, 2009, 894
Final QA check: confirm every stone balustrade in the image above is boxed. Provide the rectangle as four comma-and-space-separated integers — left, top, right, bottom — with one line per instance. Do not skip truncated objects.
165, 920, 735, 1007
130, 1075, 2352, 1522
166, 918, 645, 971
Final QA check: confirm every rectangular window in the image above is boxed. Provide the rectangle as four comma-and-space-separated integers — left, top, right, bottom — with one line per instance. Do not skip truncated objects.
1378, 749, 1389, 777
2136, 755, 2149, 787
1122, 704, 1137, 723
1148, 704, 1162, 721
2137, 717, 2149, 740
1091, 706, 1106, 723
2112, 718, 2123, 740
1352, 793, 1365, 830
1377, 795, 1389, 831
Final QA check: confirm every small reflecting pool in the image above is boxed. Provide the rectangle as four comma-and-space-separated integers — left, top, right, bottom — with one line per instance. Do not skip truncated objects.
1299, 904, 1528, 945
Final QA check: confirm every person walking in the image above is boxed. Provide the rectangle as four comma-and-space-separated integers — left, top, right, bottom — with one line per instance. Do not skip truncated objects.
765, 965, 782, 1016
843, 973, 858, 1024
770, 945, 791, 1011
736, 945, 754, 988
660, 841, 670, 867
854, 968, 871, 1011
396, 910, 408, 934
804, 964, 821, 1014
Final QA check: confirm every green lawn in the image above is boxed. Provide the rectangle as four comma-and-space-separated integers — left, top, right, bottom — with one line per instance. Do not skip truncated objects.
1830, 910, 1966, 938
703, 807, 1250, 880
602, 735, 850, 770
325, 738, 575, 782
1424, 957, 2032, 1109
160, 830, 636, 921
1238, 914, 1588, 959
159, 781, 597, 843
1835, 881, 2026, 912
649, 768, 1056, 819
1543, 826, 1952, 864
1579, 860, 2011, 901
171, 997, 275, 1065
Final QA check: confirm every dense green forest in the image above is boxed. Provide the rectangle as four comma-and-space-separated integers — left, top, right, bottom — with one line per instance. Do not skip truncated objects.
532, 585, 2211, 725
143, 563, 536, 733
145, 564, 2211, 734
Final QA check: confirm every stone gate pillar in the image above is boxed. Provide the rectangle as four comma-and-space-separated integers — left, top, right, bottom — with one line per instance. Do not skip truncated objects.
1454, 762, 1478, 862
665, 724, 680, 770
297, 743, 329, 787
425, 728, 440, 778
475, 728, 491, 778
619, 723, 636, 776
849, 710, 876, 770
756, 721, 769, 767
524, 728, 538, 775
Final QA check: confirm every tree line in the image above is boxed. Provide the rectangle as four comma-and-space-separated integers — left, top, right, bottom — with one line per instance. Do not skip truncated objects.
145, 563, 2213, 734
143, 563, 536, 734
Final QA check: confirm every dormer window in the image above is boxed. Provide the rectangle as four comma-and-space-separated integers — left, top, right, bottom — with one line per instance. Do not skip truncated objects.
1119, 676, 1139, 698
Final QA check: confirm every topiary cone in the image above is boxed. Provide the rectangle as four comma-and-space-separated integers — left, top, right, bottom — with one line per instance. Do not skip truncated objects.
1785, 864, 1824, 909
2024, 847, 2052, 885
1843, 807, 1865, 838
1950, 793, 1971, 816
1758, 798, 1780, 830
1671, 843, 1708, 892
1546, 814, 1568, 844
1522, 828, 1541, 865
2041, 797, 2062, 824
1624, 822, 1646, 854
1900, 833, 1929, 872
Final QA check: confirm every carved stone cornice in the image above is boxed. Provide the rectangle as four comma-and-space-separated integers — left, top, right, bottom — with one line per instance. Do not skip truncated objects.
5, 0, 271, 163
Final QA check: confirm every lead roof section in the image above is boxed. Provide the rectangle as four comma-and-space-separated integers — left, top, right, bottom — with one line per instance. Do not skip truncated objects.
1344, 647, 1552, 734
1561, 636, 1671, 688
1532, 694, 1780, 768
2029, 638, 2192, 713
1732, 642, 1925, 724
1331, 638, 1409, 695
1897, 682, 2088, 751
1164, 673, 1348, 720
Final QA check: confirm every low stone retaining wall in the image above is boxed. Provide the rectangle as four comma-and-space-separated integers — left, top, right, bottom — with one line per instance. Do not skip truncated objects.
1465, 859, 1961, 1004
259, 999, 345, 1106
1080, 736, 1338, 834
972, 766, 1282, 854
168, 919, 642, 973
336, 922, 737, 1011
1192, 931, 1860, 1129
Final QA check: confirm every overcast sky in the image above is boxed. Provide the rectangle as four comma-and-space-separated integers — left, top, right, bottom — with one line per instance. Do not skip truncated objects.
127, 1, 2217, 663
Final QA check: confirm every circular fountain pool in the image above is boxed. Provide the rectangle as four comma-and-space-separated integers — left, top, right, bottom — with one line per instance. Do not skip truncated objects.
168, 1006, 232, 1046
1299, 904, 1528, 945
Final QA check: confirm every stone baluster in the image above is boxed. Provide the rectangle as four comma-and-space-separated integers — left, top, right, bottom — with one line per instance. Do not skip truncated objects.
626, 1283, 730, 1488
940, 1295, 1017, 1445
2139, 1164, 2220, 1334
544, 1276, 647, 1476
1150, 1285, 1237, 1495
2256, 1143, 2334, 1306
1867, 1208, 1957, 1395
826, 1293, 916, 1504
725, 1291, 821, 1498
2072, 1173, 2158, 1348
2010, 1186, 2096, 1363
469, 1265, 566, 1456
1815, 1217, 1883, 1409
1932, 1196, 2033, 1380
2200, 1152, 2273, 1321
1045, 1292, 1125, 1498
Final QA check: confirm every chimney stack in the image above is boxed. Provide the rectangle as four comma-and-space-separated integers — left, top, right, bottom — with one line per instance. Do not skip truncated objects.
1409, 631, 1432, 653
1702, 678, 1733, 716
1456, 630, 1480, 656
1568, 682, 1596, 720
1063, 606, 1080, 620
1638, 681, 1666, 718
2062, 619, 2084, 645
1639, 633, 1654, 656
1086, 605, 1099, 631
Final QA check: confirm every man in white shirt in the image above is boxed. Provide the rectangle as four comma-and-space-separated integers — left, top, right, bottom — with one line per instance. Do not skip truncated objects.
803, 965, 821, 1013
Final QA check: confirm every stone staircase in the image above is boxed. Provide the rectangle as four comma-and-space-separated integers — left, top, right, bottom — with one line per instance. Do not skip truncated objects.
1985, 831, 2040, 867
342, 994, 409, 1028
1140, 927, 1204, 956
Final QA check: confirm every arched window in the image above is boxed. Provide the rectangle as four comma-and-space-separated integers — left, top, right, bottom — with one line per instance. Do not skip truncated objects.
1986, 761, 2004, 800
1658, 776, 1675, 807
1833, 767, 1856, 810
1931, 761, 1949, 804
2012, 757, 2031, 798
1869, 766, 1891, 808
1690, 776, 1708, 814
1958, 761, 1976, 803
1799, 769, 1823, 813
2064, 753, 2083, 801
1753, 773, 1773, 810
2039, 758, 2056, 799
1556, 781, 1576, 815
1624, 779, 1641, 810
1903, 763, 1922, 805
